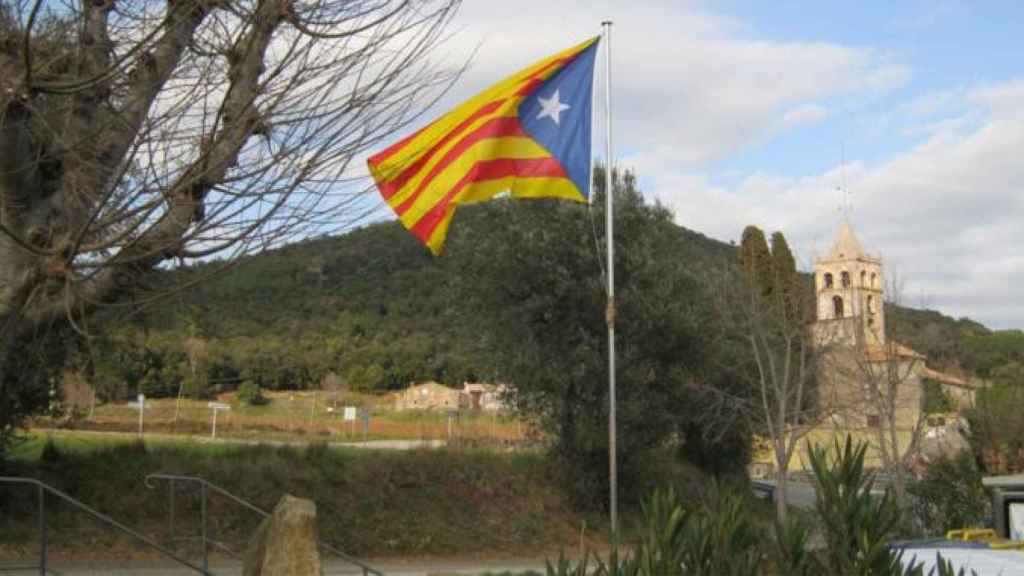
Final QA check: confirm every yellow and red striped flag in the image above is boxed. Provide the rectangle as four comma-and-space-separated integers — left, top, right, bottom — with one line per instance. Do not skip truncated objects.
367, 37, 600, 254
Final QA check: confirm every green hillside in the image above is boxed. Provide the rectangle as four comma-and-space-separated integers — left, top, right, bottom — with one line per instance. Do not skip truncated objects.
84, 202, 1011, 401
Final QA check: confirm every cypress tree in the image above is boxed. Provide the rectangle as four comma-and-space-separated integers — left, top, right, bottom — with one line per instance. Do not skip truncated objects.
739, 225, 773, 297
770, 231, 799, 326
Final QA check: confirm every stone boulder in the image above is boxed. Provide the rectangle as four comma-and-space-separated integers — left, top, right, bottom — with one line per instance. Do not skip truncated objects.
243, 494, 322, 576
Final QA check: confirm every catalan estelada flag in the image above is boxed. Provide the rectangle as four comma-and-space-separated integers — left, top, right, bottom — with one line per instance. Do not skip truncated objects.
367, 37, 600, 254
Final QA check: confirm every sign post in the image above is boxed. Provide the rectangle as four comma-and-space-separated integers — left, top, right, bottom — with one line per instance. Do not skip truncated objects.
360, 408, 371, 440
208, 402, 231, 438
343, 406, 357, 437
129, 391, 145, 436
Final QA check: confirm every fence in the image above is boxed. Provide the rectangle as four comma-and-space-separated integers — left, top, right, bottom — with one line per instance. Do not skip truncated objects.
0, 476, 213, 576
49, 395, 533, 445
144, 473, 382, 576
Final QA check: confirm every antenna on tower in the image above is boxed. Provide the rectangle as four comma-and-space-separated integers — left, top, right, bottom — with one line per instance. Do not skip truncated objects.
837, 142, 852, 219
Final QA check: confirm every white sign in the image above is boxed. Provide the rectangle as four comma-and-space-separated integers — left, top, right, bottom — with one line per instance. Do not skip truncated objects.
1011, 502, 1024, 541
343, 406, 357, 421
138, 393, 145, 404
207, 402, 231, 411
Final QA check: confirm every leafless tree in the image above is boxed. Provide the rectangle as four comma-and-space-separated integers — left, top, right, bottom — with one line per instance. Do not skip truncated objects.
0, 0, 460, 378
701, 242, 836, 523
831, 275, 928, 502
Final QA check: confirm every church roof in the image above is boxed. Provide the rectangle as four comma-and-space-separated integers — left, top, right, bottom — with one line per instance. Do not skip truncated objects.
829, 220, 865, 260
864, 341, 925, 362
920, 367, 978, 389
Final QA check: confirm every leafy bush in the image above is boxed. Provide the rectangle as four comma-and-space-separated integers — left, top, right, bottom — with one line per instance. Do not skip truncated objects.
448, 173, 746, 509
627, 487, 689, 575
907, 451, 990, 535
922, 379, 955, 414
676, 487, 762, 576
808, 436, 908, 575
0, 329, 69, 458
546, 436, 982, 575
545, 487, 763, 576
544, 550, 594, 576
237, 382, 269, 406
966, 382, 1024, 473
771, 512, 820, 576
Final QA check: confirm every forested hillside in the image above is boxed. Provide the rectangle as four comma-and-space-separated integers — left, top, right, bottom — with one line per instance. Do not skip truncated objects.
80, 200, 1015, 402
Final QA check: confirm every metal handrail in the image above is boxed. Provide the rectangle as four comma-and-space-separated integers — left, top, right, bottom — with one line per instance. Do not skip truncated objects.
145, 473, 383, 576
0, 476, 215, 576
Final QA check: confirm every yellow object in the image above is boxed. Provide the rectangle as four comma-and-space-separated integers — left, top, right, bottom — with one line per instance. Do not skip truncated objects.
945, 528, 1024, 550
946, 528, 997, 541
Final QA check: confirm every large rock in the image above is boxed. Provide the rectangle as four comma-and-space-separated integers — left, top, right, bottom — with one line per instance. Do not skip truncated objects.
243, 494, 322, 576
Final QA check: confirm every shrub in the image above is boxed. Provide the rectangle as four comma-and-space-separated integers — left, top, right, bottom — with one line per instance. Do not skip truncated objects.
0, 330, 68, 458
907, 451, 990, 535
544, 550, 594, 576
603, 486, 762, 576
546, 436, 980, 576
237, 382, 269, 406
808, 436, 908, 575
771, 512, 820, 576
677, 487, 761, 576
966, 382, 1024, 473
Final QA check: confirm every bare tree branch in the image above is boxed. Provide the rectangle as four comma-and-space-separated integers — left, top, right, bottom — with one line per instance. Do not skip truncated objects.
0, 0, 462, 345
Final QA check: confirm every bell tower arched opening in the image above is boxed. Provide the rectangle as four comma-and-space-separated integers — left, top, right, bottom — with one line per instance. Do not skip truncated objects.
833, 296, 844, 318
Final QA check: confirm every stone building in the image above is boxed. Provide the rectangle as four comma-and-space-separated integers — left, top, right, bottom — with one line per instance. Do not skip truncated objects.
392, 381, 512, 412
802, 220, 978, 467
393, 381, 460, 411
747, 220, 982, 476
460, 382, 511, 412
812, 220, 885, 347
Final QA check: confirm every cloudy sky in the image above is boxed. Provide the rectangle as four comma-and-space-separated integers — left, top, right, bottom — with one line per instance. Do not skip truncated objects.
381, 1, 1023, 330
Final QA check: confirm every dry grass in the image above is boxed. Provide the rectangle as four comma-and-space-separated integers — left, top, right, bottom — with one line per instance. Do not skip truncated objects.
43, 391, 535, 444
0, 438, 598, 562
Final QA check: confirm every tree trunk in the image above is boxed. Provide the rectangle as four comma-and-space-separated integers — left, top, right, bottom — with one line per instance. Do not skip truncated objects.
891, 461, 907, 502
774, 448, 789, 523
889, 421, 908, 502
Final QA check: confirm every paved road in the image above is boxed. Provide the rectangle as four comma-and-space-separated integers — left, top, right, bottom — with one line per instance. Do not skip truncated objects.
750, 479, 818, 508
0, 558, 546, 575
751, 477, 889, 509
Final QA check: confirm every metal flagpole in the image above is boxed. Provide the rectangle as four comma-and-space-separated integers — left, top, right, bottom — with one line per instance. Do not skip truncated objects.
601, 19, 618, 560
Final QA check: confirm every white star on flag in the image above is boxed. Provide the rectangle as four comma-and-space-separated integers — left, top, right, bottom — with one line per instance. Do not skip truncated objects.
536, 90, 570, 125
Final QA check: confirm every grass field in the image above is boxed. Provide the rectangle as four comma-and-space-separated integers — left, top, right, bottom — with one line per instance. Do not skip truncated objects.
38, 390, 533, 445
0, 434, 605, 563
0, 425, 729, 568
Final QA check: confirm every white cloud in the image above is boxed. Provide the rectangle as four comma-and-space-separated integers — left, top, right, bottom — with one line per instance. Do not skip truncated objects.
394, 2, 1019, 329
437, 2, 907, 167
649, 77, 1024, 328
780, 103, 830, 130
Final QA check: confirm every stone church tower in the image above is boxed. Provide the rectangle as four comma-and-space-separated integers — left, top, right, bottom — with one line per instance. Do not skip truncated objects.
813, 220, 885, 346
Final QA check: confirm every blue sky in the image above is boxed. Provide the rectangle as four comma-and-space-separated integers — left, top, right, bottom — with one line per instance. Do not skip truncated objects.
379, 1, 1024, 330
711, 1, 1022, 176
